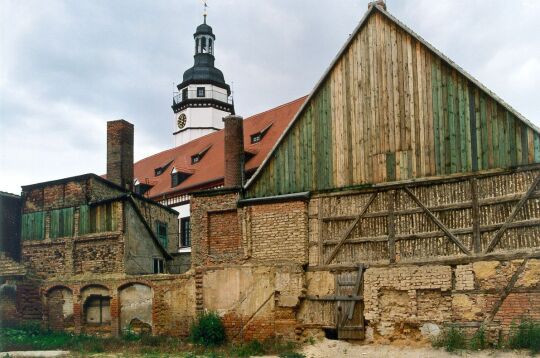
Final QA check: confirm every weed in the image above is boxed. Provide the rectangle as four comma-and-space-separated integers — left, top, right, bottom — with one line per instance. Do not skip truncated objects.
190, 311, 226, 347
470, 326, 487, 350
508, 319, 540, 354
231, 339, 265, 357
432, 326, 467, 352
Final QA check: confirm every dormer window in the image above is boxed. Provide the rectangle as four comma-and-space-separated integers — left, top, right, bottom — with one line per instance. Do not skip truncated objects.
191, 145, 211, 165
171, 168, 192, 187
197, 87, 205, 98
244, 151, 256, 163
134, 179, 153, 196
154, 160, 173, 177
250, 123, 273, 144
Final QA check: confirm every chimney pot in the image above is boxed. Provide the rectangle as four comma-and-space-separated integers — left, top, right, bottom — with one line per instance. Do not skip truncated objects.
107, 120, 134, 191
223, 115, 244, 188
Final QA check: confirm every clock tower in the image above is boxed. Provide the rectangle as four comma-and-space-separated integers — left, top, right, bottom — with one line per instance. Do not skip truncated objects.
172, 15, 234, 147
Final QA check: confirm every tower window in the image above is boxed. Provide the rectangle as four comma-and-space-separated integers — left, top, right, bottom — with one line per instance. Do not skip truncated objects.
197, 87, 205, 98
201, 37, 207, 53
182, 88, 188, 101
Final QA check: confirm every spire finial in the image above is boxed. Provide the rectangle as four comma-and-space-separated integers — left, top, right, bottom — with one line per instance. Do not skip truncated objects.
200, 0, 208, 23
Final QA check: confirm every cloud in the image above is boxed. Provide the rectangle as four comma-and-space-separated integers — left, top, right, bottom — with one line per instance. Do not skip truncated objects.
0, 0, 539, 194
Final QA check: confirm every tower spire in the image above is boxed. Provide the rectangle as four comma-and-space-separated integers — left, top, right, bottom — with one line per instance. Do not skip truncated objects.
201, 0, 208, 24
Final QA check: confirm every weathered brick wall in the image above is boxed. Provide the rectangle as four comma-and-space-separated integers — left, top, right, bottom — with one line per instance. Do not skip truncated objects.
208, 211, 241, 256
190, 191, 242, 266
22, 243, 67, 278
37, 274, 196, 337
244, 201, 308, 264
74, 238, 123, 275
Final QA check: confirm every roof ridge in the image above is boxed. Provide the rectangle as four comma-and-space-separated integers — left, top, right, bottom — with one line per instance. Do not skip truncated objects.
134, 130, 222, 166
244, 96, 308, 121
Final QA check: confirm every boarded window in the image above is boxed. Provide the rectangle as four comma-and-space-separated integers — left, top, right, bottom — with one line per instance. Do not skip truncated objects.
78, 203, 118, 235
21, 212, 45, 241
84, 295, 111, 324
156, 221, 168, 248
49, 207, 74, 239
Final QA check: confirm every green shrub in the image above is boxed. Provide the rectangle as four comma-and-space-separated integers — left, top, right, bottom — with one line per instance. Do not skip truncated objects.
432, 326, 467, 352
508, 320, 540, 354
189, 311, 226, 347
122, 328, 141, 342
470, 327, 487, 350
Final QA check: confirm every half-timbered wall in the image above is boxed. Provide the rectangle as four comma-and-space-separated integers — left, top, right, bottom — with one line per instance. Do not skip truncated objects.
308, 167, 540, 267
246, 9, 540, 198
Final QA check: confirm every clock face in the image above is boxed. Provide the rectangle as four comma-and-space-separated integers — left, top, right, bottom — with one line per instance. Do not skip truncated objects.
177, 113, 187, 129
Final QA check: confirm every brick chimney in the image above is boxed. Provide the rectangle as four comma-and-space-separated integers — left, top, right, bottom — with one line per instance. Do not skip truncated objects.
107, 120, 134, 191
368, 0, 386, 10
223, 115, 244, 188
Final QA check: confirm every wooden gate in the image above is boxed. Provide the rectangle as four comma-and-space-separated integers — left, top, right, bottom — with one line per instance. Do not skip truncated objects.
336, 265, 364, 339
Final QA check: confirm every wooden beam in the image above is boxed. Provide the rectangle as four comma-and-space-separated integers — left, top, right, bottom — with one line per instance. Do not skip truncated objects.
484, 173, 540, 253
387, 191, 396, 263
470, 178, 481, 253
484, 258, 529, 324
304, 295, 364, 301
324, 193, 377, 265
403, 187, 472, 255
318, 199, 324, 266
348, 265, 364, 320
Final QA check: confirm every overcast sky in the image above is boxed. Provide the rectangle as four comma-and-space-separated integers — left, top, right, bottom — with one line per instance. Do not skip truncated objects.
1, 0, 539, 194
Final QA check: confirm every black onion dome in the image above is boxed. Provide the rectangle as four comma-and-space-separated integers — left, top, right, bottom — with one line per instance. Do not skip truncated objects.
194, 23, 215, 38
182, 57, 226, 84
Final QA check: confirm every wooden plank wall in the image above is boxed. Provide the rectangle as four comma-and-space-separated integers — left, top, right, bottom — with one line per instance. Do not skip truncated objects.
307, 168, 540, 267
246, 11, 540, 198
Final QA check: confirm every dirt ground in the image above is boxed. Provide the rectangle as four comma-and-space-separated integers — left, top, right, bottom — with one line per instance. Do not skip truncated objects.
289, 338, 531, 358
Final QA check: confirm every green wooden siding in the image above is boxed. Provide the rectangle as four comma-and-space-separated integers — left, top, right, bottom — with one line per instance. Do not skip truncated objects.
21, 212, 45, 241
79, 202, 118, 235
245, 10, 540, 199
49, 207, 74, 239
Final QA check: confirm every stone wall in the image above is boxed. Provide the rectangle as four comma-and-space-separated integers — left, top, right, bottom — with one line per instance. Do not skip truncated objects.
299, 258, 540, 344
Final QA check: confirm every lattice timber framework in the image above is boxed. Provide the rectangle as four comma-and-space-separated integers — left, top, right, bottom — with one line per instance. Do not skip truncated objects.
308, 167, 540, 267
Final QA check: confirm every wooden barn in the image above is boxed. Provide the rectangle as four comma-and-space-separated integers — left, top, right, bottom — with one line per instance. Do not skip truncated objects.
189, 2, 540, 343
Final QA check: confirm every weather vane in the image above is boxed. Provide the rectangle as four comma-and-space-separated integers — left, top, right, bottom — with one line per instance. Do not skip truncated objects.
200, 0, 208, 23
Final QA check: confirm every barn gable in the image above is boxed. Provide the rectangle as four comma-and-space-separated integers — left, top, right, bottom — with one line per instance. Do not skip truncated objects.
245, 4, 540, 198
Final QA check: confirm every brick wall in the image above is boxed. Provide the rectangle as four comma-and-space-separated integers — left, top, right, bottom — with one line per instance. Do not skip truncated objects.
74, 238, 123, 274
190, 190, 242, 267
244, 201, 308, 264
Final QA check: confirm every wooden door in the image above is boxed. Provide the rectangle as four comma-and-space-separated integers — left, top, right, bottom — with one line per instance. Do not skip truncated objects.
336, 265, 365, 339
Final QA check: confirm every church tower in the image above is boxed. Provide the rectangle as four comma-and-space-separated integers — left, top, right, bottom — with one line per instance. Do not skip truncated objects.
172, 15, 234, 147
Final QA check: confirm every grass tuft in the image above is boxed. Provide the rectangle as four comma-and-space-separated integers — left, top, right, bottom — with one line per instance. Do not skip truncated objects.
431, 326, 467, 352
508, 319, 540, 354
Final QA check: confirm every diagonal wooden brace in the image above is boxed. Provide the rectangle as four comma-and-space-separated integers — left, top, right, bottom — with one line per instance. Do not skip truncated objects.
403, 187, 472, 256
484, 172, 540, 253
324, 193, 377, 265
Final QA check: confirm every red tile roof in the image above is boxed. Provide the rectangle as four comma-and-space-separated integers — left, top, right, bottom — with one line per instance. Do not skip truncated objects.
133, 96, 307, 200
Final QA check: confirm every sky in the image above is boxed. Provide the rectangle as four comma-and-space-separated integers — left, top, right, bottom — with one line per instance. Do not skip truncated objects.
1, 0, 539, 195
